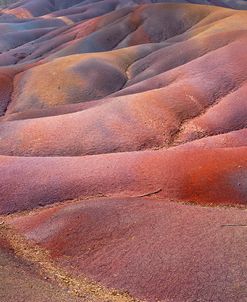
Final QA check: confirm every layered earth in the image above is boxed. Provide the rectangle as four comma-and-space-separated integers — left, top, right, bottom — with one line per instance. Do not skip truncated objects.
0, 0, 246, 301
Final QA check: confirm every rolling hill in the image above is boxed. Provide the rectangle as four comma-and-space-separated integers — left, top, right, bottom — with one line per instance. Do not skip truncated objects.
0, 1, 246, 301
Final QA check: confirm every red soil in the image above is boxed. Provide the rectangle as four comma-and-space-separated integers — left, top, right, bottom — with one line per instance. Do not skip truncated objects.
7, 197, 247, 301
0, 1, 246, 301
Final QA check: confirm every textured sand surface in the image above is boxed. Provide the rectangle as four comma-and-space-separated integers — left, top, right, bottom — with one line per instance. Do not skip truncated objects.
5, 197, 247, 302
0, 247, 87, 302
0, 0, 246, 301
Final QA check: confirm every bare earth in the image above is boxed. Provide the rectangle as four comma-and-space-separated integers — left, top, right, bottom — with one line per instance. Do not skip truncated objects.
0, 1, 246, 301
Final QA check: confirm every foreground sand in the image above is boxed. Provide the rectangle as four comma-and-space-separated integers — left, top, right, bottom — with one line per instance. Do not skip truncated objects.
0, 0, 246, 301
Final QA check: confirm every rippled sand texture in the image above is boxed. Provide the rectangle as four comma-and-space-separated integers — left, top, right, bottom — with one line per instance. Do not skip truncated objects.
0, 1, 246, 302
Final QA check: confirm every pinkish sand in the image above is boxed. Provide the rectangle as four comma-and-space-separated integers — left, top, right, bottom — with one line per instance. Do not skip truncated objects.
0, 1, 246, 301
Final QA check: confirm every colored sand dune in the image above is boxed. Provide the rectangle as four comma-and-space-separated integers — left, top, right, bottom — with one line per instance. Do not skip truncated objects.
0, 1, 246, 301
